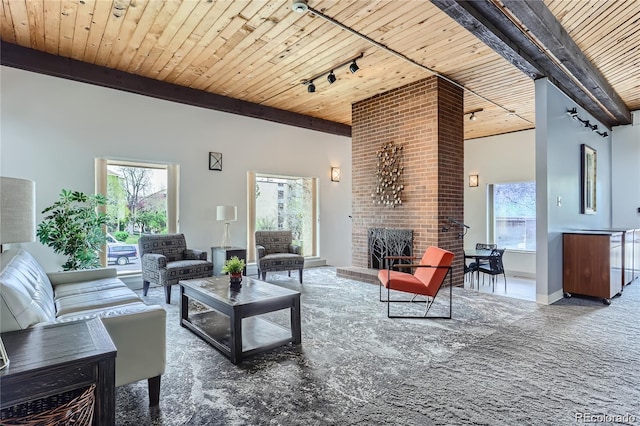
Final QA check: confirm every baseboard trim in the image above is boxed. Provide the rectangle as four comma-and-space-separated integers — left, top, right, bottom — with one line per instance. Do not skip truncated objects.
536, 288, 564, 305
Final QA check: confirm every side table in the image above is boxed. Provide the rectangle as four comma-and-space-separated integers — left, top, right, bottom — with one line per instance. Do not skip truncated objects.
211, 246, 247, 276
0, 318, 117, 425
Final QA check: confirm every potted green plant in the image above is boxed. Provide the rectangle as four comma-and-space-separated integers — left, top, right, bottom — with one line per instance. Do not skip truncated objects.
221, 256, 246, 288
36, 189, 108, 271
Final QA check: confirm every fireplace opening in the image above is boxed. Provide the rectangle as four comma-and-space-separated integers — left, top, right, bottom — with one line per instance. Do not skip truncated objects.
368, 228, 413, 269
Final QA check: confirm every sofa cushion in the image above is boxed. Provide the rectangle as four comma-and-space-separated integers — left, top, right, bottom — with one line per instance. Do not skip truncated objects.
159, 259, 214, 285
53, 277, 127, 298
55, 287, 142, 316
54, 301, 154, 323
259, 253, 304, 270
0, 249, 56, 332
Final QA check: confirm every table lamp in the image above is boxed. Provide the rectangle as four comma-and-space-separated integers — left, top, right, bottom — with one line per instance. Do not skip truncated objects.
1, 176, 36, 253
0, 176, 36, 369
216, 205, 237, 248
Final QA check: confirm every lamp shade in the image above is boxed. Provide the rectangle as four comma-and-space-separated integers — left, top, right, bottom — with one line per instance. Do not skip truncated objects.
216, 205, 237, 222
0, 177, 36, 244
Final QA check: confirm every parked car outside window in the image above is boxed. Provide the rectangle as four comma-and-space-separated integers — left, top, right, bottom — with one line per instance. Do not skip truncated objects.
108, 243, 139, 265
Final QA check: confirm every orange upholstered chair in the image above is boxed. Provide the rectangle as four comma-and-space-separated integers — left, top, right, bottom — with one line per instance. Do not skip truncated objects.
377, 246, 454, 318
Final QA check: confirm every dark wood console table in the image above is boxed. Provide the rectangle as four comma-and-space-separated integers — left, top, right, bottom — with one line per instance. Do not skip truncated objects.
0, 318, 117, 425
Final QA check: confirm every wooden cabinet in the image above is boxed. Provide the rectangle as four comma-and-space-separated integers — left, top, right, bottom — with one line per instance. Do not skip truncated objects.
563, 231, 623, 304
591, 228, 640, 287
0, 318, 116, 425
211, 246, 247, 276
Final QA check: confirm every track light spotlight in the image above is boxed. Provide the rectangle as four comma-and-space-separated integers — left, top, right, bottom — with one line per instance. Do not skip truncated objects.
465, 108, 482, 121
349, 59, 359, 73
307, 81, 316, 93
566, 108, 578, 119
327, 71, 336, 84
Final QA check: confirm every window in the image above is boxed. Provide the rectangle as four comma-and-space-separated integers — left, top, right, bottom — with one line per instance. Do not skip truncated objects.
490, 181, 536, 251
96, 159, 179, 273
247, 172, 317, 262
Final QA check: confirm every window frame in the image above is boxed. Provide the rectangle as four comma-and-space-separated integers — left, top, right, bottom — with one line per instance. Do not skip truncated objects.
247, 171, 318, 263
488, 181, 536, 253
95, 158, 179, 273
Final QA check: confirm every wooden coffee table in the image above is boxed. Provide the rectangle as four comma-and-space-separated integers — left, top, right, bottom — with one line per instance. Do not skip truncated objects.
179, 276, 301, 364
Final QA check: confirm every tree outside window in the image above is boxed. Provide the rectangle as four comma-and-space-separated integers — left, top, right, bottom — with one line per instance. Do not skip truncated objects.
106, 164, 168, 272
492, 182, 536, 251
255, 175, 315, 256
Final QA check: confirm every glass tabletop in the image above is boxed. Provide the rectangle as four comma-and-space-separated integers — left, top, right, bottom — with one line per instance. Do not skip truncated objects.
464, 249, 493, 258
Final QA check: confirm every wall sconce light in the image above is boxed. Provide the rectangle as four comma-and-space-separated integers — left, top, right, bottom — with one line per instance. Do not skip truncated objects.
302, 53, 363, 93
469, 174, 479, 187
331, 167, 341, 182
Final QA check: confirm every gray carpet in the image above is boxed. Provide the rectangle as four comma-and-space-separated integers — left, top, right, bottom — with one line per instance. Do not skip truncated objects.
116, 267, 640, 425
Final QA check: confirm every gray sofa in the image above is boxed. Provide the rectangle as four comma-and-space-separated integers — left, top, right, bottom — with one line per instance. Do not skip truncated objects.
138, 233, 213, 304
255, 230, 304, 283
0, 249, 166, 406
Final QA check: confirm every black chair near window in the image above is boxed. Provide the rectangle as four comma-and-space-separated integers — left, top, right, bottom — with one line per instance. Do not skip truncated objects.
478, 248, 506, 293
474, 243, 496, 274
463, 251, 479, 288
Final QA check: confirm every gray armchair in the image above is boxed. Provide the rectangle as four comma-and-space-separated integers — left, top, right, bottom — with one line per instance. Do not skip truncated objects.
139, 233, 213, 303
255, 230, 304, 283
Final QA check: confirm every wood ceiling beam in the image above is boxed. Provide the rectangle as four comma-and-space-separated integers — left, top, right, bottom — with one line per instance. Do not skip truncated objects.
0, 42, 351, 138
431, 0, 631, 128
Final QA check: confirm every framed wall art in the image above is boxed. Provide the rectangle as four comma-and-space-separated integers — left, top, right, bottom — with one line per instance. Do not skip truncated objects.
209, 152, 222, 171
580, 144, 597, 214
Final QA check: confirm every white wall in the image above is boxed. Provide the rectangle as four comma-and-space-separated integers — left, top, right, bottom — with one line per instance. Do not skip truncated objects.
535, 78, 613, 304
464, 129, 536, 277
0, 66, 352, 272
612, 110, 640, 228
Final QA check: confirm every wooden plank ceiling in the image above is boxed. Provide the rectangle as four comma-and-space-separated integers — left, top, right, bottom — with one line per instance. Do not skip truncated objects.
1, 0, 637, 140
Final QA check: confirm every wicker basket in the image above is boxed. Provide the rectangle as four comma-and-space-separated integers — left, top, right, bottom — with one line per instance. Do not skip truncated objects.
0, 384, 95, 426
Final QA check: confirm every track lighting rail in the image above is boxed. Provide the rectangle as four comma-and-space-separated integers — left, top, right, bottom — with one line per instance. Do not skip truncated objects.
566, 108, 609, 138
294, 1, 531, 123
301, 53, 364, 91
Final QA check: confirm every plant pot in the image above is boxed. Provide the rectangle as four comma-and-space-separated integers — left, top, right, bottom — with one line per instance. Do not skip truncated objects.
229, 273, 243, 289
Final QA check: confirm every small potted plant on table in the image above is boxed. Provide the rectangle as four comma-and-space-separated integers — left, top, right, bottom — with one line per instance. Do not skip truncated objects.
221, 256, 246, 289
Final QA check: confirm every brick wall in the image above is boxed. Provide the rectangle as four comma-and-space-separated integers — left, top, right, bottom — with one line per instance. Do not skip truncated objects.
351, 76, 465, 285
